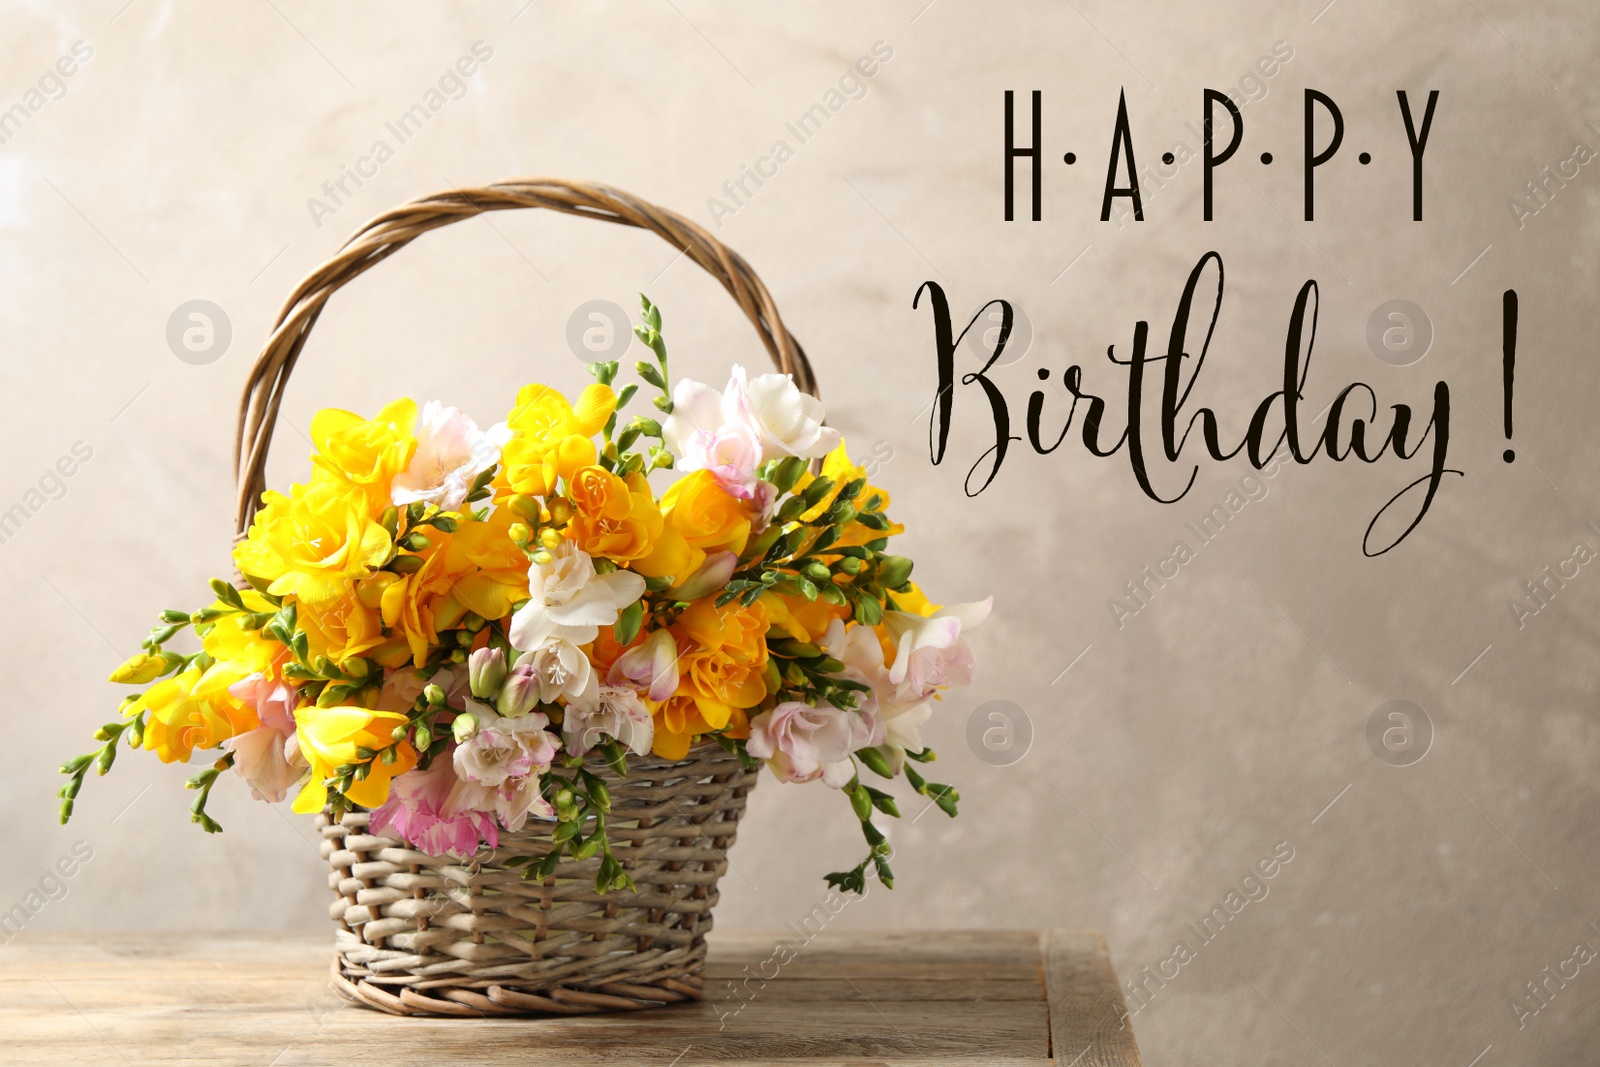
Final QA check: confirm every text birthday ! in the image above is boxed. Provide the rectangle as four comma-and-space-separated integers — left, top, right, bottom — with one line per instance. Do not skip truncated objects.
913, 253, 1513, 557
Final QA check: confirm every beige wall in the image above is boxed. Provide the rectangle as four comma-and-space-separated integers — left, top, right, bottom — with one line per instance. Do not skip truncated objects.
4, 2, 1597, 1063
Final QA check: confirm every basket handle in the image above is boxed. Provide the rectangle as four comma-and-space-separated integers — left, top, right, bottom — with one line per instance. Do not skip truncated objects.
233, 177, 818, 534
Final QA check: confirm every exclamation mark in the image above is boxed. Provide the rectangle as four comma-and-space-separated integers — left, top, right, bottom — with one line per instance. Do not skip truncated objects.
1502, 289, 1517, 463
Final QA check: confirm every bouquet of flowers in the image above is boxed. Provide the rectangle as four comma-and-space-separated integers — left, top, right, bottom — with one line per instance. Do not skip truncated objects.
60, 296, 989, 893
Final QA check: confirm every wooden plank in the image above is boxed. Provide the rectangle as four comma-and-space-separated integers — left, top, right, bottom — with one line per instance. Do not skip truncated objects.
0, 930, 1139, 1066
0, 999, 1050, 1065
1041, 929, 1143, 1067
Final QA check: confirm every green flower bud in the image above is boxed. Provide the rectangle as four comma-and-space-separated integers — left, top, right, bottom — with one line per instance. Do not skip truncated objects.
876, 555, 914, 589
770, 456, 806, 494
775, 496, 808, 525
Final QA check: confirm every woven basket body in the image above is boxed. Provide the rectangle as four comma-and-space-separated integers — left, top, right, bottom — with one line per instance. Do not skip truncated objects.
318, 745, 757, 1016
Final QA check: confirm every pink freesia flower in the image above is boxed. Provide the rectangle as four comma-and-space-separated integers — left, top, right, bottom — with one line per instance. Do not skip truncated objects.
881, 598, 992, 687
370, 754, 499, 858
818, 604, 986, 773
666, 551, 738, 603
747, 701, 870, 788
229, 670, 297, 735
224, 667, 305, 802
608, 629, 680, 702
375, 667, 429, 712
225, 725, 305, 804
686, 425, 763, 499
453, 706, 559, 786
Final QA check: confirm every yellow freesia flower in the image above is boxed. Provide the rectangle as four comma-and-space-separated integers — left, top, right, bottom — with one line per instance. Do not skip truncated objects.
676, 596, 767, 663
233, 478, 393, 608
652, 695, 755, 761
661, 469, 751, 556
567, 466, 666, 565
431, 507, 531, 624
501, 383, 614, 497
759, 590, 849, 643
128, 664, 258, 764
300, 592, 385, 668
292, 704, 417, 813
201, 588, 284, 676
310, 398, 418, 509
651, 598, 767, 759
891, 580, 940, 618
374, 510, 527, 667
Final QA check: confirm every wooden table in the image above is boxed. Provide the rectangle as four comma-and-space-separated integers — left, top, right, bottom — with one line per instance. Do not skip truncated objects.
0, 929, 1141, 1066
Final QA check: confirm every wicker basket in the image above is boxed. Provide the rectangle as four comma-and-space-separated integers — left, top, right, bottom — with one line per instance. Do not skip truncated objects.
231, 178, 821, 1016
319, 746, 757, 1016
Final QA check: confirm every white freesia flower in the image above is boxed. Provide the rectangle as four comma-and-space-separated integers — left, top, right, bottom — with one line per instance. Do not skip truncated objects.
508, 540, 646, 650
880, 598, 991, 687
563, 685, 655, 757
450, 702, 557, 787
661, 365, 840, 494
660, 377, 764, 498
728, 364, 839, 460
391, 401, 511, 512
514, 638, 598, 706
